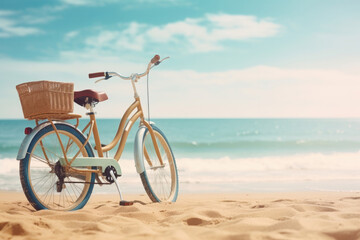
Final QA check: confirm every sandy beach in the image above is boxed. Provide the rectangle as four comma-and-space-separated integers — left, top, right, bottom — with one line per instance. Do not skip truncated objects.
1, 191, 360, 240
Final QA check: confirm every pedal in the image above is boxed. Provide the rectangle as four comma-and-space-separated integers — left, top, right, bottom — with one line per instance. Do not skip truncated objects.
120, 200, 134, 206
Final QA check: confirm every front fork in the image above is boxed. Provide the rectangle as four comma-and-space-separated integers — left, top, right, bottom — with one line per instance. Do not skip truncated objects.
130, 76, 164, 167
141, 121, 164, 167
133, 124, 164, 174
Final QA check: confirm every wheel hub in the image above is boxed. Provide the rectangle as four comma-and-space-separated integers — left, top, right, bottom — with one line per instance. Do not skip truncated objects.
55, 161, 66, 192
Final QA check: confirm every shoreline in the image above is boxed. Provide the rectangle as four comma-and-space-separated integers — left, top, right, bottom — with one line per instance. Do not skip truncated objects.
1, 191, 360, 239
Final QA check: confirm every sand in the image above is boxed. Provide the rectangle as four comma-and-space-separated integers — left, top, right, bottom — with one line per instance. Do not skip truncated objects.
1, 191, 360, 240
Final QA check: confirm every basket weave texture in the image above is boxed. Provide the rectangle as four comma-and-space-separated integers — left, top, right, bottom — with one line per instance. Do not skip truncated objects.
16, 81, 74, 120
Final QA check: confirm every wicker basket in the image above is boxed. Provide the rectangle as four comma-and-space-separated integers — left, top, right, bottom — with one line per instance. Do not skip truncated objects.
16, 81, 74, 120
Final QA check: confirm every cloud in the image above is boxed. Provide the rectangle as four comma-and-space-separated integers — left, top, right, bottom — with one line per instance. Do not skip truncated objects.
191, 65, 359, 84
0, 10, 14, 17
147, 14, 280, 51
206, 14, 280, 40
1, 56, 359, 118
0, 10, 42, 37
86, 22, 147, 51
61, 0, 98, 6
0, 7, 58, 38
84, 13, 281, 53
64, 30, 79, 41
60, 0, 118, 6
21, 15, 56, 25
150, 67, 359, 118
60, 0, 190, 7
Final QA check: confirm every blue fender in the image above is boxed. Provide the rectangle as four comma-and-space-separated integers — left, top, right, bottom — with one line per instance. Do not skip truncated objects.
133, 124, 147, 174
16, 121, 92, 160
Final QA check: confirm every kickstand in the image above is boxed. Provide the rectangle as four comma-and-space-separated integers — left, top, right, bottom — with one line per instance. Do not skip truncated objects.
109, 170, 134, 206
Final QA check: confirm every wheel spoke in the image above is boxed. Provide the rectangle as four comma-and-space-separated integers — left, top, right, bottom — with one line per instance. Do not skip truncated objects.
39, 146, 63, 160
23, 126, 94, 210
141, 128, 177, 202
29, 153, 53, 166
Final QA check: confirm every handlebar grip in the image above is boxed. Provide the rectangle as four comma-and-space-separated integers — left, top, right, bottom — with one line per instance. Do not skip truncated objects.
89, 72, 105, 78
151, 55, 160, 64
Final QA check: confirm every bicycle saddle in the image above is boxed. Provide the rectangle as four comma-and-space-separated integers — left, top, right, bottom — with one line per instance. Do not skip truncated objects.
74, 89, 108, 107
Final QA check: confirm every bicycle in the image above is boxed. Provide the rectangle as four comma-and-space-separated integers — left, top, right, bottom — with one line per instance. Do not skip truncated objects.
16, 55, 179, 211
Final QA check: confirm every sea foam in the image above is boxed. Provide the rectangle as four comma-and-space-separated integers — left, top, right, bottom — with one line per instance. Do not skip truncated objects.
2, 152, 360, 192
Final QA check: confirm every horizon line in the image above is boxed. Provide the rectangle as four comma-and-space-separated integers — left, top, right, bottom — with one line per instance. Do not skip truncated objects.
1, 117, 360, 120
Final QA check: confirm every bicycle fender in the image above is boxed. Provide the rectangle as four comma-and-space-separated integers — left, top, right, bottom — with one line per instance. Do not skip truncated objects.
133, 125, 147, 174
16, 121, 92, 160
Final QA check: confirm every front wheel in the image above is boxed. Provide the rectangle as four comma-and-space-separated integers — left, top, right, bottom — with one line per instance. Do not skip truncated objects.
139, 125, 179, 202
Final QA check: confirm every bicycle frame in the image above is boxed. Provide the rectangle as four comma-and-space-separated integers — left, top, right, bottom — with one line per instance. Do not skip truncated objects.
43, 86, 163, 176
90, 96, 162, 163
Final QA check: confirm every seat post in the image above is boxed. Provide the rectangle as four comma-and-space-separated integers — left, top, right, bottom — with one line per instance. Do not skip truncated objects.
88, 112, 104, 157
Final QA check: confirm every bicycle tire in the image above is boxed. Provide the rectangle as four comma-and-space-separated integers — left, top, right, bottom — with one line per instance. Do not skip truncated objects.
138, 125, 179, 202
19, 123, 95, 211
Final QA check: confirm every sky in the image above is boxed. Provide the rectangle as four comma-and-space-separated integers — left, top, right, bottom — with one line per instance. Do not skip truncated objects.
0, 0, 359, 118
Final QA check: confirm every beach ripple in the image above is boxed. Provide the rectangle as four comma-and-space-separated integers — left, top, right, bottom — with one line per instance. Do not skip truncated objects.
1, 192, 360, 240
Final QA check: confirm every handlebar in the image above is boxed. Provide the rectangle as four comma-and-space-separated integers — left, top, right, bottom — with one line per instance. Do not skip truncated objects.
89, 54, 168, 83
151, 55, 160, 64
89, 72, 105, 78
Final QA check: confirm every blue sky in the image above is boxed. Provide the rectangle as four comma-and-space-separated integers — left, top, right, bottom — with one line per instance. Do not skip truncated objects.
1, 0, 359, 118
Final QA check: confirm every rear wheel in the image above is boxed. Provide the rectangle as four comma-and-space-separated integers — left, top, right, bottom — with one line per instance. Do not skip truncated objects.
139, 125, 178, 202
20, 123, 95, 211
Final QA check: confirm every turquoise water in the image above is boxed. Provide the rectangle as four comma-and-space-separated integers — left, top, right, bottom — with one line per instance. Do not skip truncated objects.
2, 118, 360, 158
1, 118, 360, 193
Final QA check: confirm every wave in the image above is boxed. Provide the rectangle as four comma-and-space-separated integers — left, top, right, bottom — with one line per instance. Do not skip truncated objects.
2, 151, 360, 180
170, 140, 360, 155
0, 144, 20, 152
2, 137, 359, 159
177, 152, 360, 178
172, 139, 360, 148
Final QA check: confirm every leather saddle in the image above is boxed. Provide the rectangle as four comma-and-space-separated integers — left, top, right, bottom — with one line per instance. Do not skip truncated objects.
74, 89, 108, 107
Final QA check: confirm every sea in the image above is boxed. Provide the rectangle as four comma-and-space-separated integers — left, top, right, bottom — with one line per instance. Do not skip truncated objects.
1, 118, 360, 194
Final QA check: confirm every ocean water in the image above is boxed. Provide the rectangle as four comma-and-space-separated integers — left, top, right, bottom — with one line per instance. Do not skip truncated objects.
1, 118, 360, 193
